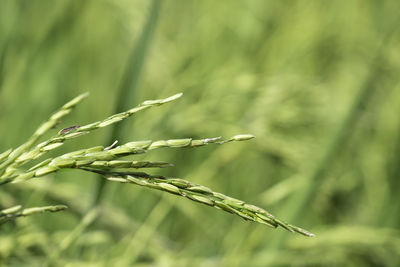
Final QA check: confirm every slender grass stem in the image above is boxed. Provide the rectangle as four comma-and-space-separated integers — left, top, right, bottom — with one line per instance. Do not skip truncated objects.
266, 18, 400, 250
0, 205, 67, 225
93, 0, 162, 206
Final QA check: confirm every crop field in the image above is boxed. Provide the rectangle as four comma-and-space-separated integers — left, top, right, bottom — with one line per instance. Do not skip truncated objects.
0, 1, 399, 266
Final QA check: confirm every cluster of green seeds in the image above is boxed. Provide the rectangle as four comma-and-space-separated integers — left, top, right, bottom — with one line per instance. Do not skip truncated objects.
0, 93, 314, 236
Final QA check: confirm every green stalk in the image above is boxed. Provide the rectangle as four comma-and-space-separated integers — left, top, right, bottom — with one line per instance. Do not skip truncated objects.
266, 19, 399, 250
0, 205, 67, 225
93, 0, 162, 206
46, 208, 99, 266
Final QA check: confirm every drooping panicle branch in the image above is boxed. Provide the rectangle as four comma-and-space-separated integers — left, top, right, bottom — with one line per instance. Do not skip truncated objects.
83, 168, 314, 237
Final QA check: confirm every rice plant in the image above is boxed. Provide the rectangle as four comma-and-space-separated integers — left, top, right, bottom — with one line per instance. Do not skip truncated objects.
0, 93, 314, 237
3, 1, 400, 265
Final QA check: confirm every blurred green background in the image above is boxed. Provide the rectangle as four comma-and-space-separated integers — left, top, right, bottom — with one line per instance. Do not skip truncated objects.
1, 0, 400, 266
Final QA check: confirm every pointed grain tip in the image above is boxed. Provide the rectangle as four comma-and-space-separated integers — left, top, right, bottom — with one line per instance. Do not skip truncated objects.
163, 92, 183, 103
303, 230, 315, 237
79, 92, 90, 98
232, 134, 256, 141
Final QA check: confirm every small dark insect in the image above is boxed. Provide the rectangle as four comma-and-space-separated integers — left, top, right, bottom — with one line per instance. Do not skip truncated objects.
59, 125, 80, 135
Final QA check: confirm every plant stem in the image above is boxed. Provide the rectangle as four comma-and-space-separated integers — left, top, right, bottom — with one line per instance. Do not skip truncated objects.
92, 0, 162, 206
266, 19, 399, 251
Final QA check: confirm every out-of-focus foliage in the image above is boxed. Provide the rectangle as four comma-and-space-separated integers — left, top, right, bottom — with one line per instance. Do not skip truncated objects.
1, 0, 400, 266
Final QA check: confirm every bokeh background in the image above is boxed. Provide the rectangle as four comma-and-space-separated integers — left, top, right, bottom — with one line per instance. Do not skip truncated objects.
1, 0, 400, 266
